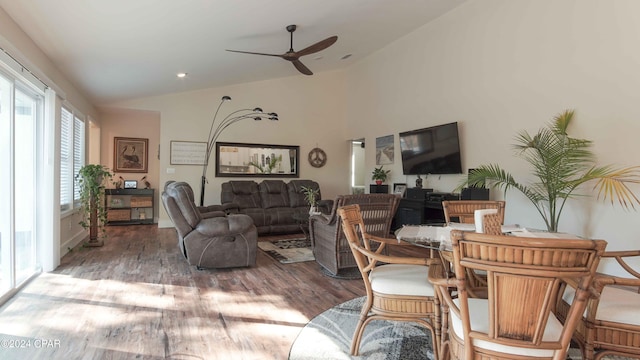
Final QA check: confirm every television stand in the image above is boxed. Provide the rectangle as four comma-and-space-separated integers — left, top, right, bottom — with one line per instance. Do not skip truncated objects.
391, 189, 458, 230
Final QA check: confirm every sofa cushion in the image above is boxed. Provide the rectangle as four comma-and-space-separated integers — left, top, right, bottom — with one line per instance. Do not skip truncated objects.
259, 180, 290, 209
241, 208, 268, 228
221, 181, 262, 209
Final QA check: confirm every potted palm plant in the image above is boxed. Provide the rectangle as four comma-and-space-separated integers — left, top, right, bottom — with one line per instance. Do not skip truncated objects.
76, 164, 113, 246
459, 110, 640, 232
371, 166, 391, 185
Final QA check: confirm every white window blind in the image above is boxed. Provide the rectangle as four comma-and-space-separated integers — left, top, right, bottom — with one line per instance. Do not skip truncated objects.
60, 107, 73, 210
73, 115, 85, 203
60, 105, 84, 211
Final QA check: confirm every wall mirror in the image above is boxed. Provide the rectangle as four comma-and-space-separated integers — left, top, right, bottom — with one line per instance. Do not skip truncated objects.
215, 142, 299, 177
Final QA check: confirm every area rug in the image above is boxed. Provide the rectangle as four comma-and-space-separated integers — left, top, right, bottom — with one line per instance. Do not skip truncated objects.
258, 238, 314, 264
289, 297, 624, 360
289, 296, 434, 360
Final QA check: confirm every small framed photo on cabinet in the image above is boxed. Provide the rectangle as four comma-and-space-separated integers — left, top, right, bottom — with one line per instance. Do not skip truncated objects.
393, 183, 407, 197
124, 180, 138, 189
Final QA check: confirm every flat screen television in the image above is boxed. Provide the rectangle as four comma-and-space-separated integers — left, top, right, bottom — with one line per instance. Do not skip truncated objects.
399, 122, 462, 175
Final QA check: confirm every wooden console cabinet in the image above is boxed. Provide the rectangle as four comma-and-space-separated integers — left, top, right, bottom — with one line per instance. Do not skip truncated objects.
105, 189, 154, 225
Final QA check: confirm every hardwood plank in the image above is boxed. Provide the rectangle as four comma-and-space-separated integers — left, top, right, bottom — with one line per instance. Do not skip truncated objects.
0, 225, 370, 359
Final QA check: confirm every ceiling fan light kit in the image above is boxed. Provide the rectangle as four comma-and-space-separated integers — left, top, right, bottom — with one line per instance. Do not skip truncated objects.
226, 24, 338, 76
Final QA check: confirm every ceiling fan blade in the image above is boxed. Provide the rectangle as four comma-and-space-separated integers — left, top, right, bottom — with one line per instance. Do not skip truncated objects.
292, 60, 313, 75
295, 36, 338, 57
226, 49, 284, 58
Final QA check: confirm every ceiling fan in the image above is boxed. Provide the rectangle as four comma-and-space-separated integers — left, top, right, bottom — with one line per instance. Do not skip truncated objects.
226, 24, 338, 76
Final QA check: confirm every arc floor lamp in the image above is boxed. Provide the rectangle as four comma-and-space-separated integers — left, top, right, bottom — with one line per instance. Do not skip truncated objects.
200, 96, 278, 206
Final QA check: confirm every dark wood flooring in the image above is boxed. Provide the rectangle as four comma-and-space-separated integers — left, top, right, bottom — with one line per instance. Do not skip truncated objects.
0, 225, 399, 359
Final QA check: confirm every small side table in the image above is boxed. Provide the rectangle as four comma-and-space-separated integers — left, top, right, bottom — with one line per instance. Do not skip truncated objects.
292, 211, 311, 241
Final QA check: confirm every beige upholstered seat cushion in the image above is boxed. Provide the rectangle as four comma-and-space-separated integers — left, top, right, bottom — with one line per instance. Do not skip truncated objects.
450, 298, 564, 357
563, 286, 640, 325
370, 264, 434, 297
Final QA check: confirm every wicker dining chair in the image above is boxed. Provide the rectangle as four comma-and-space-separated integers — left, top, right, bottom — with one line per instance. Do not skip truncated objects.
337, 204, 441, 358
480, 212, 503, 235
429, 230, 606, 360
441, 203, 506, 289
441, 200, 506, 225
556, 250, 640, 360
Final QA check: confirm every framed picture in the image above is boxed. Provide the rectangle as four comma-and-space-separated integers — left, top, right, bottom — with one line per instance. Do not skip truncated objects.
170, 141, 206, 165
393, 183, 407, 197
124, 180, 137, 189
376, 134, 394, 165
215, 142, 299, 178
114, 137, 148, 173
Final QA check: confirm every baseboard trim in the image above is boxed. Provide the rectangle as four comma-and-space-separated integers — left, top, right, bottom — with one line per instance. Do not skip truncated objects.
60, 230, 87, 256
157, 219, 174, 228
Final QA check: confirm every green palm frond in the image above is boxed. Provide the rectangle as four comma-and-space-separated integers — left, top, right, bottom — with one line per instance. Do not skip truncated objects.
460, 110, 640, 232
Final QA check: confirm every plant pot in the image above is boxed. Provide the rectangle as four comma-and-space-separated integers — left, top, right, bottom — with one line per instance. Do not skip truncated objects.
375, 180, 383, 185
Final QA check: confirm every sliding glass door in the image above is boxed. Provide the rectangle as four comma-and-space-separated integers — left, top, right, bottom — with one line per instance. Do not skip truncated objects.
0, 71, 41, 298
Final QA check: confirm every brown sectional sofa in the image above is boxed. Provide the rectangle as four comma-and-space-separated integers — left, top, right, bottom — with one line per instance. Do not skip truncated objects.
221, 179, 331, 235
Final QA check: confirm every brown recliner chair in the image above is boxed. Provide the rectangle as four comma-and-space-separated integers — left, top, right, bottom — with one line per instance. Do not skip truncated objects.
164, 180, 238, 218
162, 181, 257, 269
309, 194, 400, 276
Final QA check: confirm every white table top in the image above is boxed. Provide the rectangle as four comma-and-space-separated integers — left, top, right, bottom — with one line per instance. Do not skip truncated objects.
395, 224, 579, 250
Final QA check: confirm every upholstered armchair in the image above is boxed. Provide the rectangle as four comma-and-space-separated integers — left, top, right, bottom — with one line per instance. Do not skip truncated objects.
164, 181, 238, 218
309, 194, 400, 276
162, 181, 257, 269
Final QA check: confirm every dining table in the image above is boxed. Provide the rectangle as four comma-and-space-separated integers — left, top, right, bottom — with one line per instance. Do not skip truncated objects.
395, 223, 580, 249
395, 223, 581, 272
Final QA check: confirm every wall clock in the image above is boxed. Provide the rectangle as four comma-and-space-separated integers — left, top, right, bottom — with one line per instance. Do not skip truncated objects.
308, 148, 327, 168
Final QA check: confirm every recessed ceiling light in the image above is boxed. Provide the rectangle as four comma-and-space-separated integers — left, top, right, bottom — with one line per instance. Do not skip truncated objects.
313, 56, 323, 60
341, 54, 352, 60
177, 72, 187, 78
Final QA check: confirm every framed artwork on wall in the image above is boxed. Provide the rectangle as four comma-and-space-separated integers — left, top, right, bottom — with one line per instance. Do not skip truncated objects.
376, 134, 394, 165
114, 137, 149, 173
170, 141, 206, 165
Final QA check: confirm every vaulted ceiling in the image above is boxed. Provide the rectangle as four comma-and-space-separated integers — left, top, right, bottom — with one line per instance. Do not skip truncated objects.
0, 0, 466, 105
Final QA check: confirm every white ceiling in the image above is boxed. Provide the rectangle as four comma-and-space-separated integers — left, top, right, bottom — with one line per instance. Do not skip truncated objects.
0, 0, 466, 106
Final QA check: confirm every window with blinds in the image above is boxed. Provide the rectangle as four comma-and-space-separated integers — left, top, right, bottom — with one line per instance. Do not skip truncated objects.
73, 116, 85, 203
60, 106, 85, 211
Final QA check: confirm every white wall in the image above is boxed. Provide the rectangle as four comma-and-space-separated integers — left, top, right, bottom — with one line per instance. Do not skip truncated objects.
112, 71, 349, 227
99, 108, 161, 222
345, 0, 640, 250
